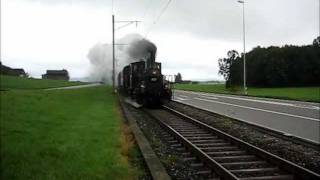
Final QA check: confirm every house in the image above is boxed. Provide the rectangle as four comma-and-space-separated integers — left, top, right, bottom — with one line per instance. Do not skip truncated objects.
0, 62, 27, 77
180, 80, 192, 84
42, 69, 69, 80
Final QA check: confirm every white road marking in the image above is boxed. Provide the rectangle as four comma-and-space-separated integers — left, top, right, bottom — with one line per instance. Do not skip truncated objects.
178, 95, 189, 98
198, 96, 218, 100
179, 90, 320, 110
175, 96, 189, 101
199, 94, 320, 110
194, 97, 320, 122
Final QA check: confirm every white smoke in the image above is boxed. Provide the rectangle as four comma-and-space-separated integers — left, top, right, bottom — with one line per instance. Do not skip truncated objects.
87, 33, 156, 84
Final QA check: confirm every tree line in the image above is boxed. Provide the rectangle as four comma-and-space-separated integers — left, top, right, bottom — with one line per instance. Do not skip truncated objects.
219, 37, 320, 87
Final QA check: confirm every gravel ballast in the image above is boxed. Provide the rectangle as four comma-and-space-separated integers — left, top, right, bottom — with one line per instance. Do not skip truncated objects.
125, 104, 213, 179
166, 101, 320, 174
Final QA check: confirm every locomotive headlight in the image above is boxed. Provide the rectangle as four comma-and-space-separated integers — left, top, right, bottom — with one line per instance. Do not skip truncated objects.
164, 84, 169, 89
152, 71, 157, 75
140, 84, 146, 88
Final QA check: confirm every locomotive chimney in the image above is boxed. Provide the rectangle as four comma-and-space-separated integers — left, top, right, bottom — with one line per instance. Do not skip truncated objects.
126, 37, 157, 68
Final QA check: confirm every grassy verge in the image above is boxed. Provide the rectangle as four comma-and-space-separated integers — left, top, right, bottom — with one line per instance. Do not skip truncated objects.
0, 75, 87, 90
174, 84, 320, 102
0, 86, 141, 179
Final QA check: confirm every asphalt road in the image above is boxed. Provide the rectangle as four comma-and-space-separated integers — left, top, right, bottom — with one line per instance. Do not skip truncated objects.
173, 90, 320, 144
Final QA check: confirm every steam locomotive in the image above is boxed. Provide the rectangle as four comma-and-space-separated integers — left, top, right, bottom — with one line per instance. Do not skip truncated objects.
117, 50, 172, 106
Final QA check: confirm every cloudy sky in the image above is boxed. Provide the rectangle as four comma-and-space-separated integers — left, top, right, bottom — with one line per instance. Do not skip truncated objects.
1, 0, 319, 81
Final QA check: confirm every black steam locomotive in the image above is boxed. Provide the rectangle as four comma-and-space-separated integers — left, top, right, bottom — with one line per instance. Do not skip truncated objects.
117, 51, 172, 106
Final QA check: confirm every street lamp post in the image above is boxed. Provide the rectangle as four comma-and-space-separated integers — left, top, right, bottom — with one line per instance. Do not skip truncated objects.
238, 0, 247, 95
112, 15, 115, 93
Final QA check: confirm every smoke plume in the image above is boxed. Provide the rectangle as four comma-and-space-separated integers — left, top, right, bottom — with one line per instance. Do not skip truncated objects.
127, 38, 157, 59
87, 34, 157, 84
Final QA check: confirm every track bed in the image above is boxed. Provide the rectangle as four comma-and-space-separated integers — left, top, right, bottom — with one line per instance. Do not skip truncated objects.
144, 106, 319, 180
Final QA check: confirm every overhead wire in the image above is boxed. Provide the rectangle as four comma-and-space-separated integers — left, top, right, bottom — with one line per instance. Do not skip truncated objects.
141, 0, 153, 20
112, 0, 114, 14
112, 0, 171, 38
144, 0, 173, 38
153, 0, 172, 25
115, 22, 135, 31
134, 0, 153, 36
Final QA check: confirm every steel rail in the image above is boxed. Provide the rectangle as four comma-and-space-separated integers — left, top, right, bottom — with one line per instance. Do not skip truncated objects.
172, 100, 319, 149
144, 109, 238, 179
162, 105, 320, 180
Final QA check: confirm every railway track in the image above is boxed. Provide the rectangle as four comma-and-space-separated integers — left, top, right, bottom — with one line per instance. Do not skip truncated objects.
144, 105, 320, 180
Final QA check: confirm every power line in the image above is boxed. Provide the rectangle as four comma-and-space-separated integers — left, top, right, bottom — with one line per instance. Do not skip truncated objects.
153, 0, 172, 24
112, 15, 141, 92
111, 0, 114, 14
144, 0, 173, 37
115, 21, 140, 31
141, 0, 153, 20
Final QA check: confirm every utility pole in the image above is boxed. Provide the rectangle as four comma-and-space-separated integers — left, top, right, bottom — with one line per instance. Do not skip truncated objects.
111, 15, 140, 93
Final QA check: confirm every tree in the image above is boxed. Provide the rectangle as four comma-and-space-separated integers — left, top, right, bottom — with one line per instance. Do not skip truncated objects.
175, 73, 182, 83
313, 36, 320, 47
223, 42, 320, 87
218, 50, 239, 86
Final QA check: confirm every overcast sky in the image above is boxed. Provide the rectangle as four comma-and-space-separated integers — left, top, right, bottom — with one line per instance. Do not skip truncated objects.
1, 0, 319, 81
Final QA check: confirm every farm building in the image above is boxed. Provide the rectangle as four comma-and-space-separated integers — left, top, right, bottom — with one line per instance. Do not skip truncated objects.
42, 69, 69, 80
0, 62, 27, 77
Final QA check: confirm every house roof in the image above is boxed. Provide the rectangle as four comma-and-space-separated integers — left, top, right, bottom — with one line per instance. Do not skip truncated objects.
13, 69, 26, 73
46, 69, 68, 75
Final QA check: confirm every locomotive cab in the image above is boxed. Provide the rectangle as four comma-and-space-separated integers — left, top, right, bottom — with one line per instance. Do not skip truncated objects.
130, 61, 145, 98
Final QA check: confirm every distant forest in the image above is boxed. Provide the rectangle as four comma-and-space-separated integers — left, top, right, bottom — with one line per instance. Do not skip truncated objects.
218, 37, 320, 87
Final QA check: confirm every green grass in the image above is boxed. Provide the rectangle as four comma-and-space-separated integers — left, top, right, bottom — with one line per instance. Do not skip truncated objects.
174, 83, 320, 102
247, 87, 320, 102
0, 75, 87, 90
1, 86, 138, 179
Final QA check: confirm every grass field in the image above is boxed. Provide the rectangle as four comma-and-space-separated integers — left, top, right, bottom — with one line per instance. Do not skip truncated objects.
1, 85, 142, 179
174, 83, 320, 102
0, 75, 87, 90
